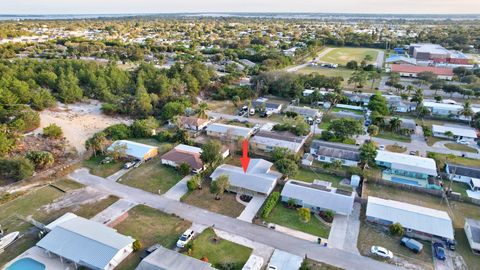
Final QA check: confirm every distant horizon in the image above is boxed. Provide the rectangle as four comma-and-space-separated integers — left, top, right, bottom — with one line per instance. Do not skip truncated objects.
4, 0, 480, 16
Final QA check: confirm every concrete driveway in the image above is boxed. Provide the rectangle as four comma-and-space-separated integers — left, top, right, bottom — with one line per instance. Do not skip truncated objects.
237, 195, 266, 223
163, 175, 191, 201
328, 203, 361, 255
91, 199, 137, 225
106, 168, 131, 181
433, 246, 454, 270
69, 168, 403, 270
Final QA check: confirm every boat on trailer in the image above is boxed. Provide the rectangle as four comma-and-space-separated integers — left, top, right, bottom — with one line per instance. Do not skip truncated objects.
0, 231, 20, 250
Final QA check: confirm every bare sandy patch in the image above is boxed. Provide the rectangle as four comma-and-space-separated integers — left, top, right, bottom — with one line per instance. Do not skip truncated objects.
36, 100, 132, 153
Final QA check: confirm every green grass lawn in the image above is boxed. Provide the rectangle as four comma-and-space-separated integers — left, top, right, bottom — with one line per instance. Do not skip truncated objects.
293, 168, 346, 189
119, 157, 182, 194
448, 181, 469, 197
50, 179, 85, 192
181, 180, 245, 218
115, 205, 192, 270
364, 182, 480, 270
428, 152, 480, 168
297, 66, 353, 79
332, 107, 365, 115
374, 132, 412, 143
426, 136, 446, 146
264, 203, 330, 238
444, 143, 478, 153
83, 155, 125, 178
303, 259, 344, 270
319, 47, 379, 65
188, 228, 252, 270
385, 144, 407, 153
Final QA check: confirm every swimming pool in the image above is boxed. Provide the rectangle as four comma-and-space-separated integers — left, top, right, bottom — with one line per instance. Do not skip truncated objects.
7, 258, 45, 270
391, 176, 421, 187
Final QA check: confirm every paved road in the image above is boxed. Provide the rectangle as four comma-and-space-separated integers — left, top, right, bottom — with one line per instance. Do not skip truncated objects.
376, 50, 385, 68
285, 48, 334, 73
69, 169, 403, 270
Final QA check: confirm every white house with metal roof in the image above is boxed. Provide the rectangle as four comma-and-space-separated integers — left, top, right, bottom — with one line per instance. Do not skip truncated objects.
285, 105, 321, 118
36, 213, 135, 270
206, 123, 254, 141
210, 159, 282, 196
432, 125, 477, 142
375, 150, 439, 189
423, 101, 480, 120
281, 180, 355, 216
250, 130, 309, 154
366, 197, 454, 240
464, 218, 480, 254
107, 140, 158, 161
136, 245, 216, 270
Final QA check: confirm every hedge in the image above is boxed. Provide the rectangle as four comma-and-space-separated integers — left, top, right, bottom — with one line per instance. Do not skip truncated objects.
261, 191, 280, 218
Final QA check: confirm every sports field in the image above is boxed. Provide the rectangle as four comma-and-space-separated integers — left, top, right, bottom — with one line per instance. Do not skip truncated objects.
319, 47, 379, 65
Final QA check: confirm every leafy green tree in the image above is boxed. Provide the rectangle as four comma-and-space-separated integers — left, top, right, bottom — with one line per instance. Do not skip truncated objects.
131, 117, 158, 138
161, 101, 185, 120
459, 101, 474, 124
134, 75, 153, 117
389, 222, 404, 236
327, 118, 363, 141
297, 207, 311, 223
56, 70, 83, 103
26, 151, 54, 169
367, 124, 379, 136
346, 60, 358, 70
86, 132, 109, 156
31, 88, 56, 110
274, 158, 298, 177
179, 163, 191, 176
104, 124, 132, 140
389, 117, 402, 132
197, 102, 209, 119
368, 91, 389, 115
43, 123, 63, 139
0, 130, 15, 157
211, 175, 230, 199
200, 140, 223, 167
360, 140, 378, 169
110, 143, 127, 160
0, 157, 34, 181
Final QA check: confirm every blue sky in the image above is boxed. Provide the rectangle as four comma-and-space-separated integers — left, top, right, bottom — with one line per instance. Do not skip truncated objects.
3, 0, 480, 14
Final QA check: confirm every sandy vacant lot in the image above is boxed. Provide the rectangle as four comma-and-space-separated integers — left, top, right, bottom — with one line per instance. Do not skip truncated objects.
35, 100, 132, 153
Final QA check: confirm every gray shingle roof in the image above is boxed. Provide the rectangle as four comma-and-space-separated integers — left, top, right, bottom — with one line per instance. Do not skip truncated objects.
310, 140, 360, 161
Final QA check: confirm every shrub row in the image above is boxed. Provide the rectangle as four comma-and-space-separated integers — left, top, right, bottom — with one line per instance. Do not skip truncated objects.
261, 191, 280, 218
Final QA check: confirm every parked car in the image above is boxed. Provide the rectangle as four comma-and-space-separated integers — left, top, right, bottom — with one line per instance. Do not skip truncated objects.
123, 162, 135, 169
267, 266, 278, 270
400, 237, 423, 253
457, 140, 470, 145
133, 160, 143, 168
379, 145, 385, 150
176, 229, 195, 248
101, 157, 113, 164
433, 242, 446, 261
446, 239, 456, 251
409, 151, 417, 156
370, 246, 393, 259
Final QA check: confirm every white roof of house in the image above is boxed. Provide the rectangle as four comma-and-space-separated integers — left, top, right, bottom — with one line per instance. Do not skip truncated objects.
136, 245, 215, 270
210, 159, 281, 194
174, 144, 202, 154
250, 131, 307, 153
432, 125, 477, 139
376, 150, 437, 176
281, 180, 355, 215
206, 123, 253, 138
108, 140, 157, 160
37, 213, 134, 270
366, 197, 454, 239
423, 101, 480, 113
285, 106, 320, 118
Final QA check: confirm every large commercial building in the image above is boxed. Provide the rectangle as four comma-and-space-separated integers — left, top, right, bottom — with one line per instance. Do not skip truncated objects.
390, 64, 454, 80
408, 43, 471, 65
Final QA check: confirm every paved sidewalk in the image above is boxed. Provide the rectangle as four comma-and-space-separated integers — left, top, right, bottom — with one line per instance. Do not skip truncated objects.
91, 199, 137, 225
214, 228, 275, 264
328, 203, 361, 255
164, 175, 191, 201
237, 195, 266, 223
273, 224, 321, 243
106, 168, 131, 181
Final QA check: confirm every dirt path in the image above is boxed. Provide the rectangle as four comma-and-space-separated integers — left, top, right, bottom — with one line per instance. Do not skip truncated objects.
35, 100, 131, 153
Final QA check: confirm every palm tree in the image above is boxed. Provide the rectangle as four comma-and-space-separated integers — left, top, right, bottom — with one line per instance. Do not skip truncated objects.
197, 102, 209, 119
459, 101, 474, 124
389, 117, 402, 132
367, 72, 382, 90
